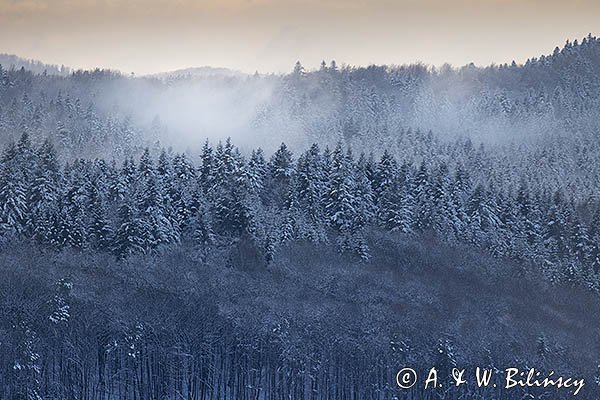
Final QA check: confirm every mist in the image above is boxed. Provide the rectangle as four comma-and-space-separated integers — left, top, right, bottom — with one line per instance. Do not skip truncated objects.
1, 36, 598, 197
74, 59, 568, 157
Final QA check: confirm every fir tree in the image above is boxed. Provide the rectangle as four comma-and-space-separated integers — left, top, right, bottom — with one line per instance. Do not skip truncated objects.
88, 180, 113, 251
269, 142, 295, 207
0, 142, 28, 235
113, 198, 146, 259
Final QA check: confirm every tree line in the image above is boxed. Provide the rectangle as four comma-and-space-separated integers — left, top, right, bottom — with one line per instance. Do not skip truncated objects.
1, 133, 598, 289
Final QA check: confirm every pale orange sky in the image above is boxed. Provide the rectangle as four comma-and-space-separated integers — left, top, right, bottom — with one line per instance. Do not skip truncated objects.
0, 0, 598, 74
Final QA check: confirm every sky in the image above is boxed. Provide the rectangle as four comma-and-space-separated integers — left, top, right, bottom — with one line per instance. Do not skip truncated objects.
0, 0, 598, 75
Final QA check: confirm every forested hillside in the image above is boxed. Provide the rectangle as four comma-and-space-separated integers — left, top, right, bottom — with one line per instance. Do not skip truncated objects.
1, 135, 599, 289
0, 54, 70, 77
1, 36, 600, 196
1, 35, 600, 399
2, 231, 600, 399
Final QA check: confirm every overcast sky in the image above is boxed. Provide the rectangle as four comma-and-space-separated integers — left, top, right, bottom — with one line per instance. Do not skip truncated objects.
0, 0, 598, 74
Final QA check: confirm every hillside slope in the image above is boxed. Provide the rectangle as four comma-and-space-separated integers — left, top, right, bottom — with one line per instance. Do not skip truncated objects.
1, 231, 598, 399
0, 53, 70, 75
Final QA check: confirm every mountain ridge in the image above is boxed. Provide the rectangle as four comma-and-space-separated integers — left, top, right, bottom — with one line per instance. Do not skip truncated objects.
2, 33, 598, 78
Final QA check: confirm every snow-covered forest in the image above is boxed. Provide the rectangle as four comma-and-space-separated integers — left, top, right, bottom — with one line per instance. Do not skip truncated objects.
1, 35, 600, 399
1, 134, 599, 287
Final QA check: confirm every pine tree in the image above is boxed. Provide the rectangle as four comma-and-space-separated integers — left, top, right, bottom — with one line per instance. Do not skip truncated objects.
325, 144, 369, 258
396, 162, 415, 233
113, 198, 146, 258
296, 144, 325, 224
121, 157, 137, 186
199, 140, 215, 193
466, 184, 486, 246
157, 149, 171, 177
465, 184, 500, 247
326, 144, 358, 232
569, 215, 590, 265
354, 152, 375, 227
293, 61, 305, 77
138, 148, 154, 180
106, 160, 127, 204
58, 162, 89, 249
374, 150, 402, 230
28, 139, 59, 238
87, 180, 113, 251
0, 142, 28, 235
212, 139, 249, 235
192, 198, 214, 248
246, 148, 267, 196
169, 153, 196, 234
516, 183, 542, 251
136, 151, 178, 249
543, 190, 569, 259
414, 162, 433, 231
244, 148, 269, 241
432, 164, 455, 234
269, 142, 295, 207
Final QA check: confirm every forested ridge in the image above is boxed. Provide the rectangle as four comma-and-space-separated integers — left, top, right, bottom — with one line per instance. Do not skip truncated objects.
1, 35, 600, 399
1, 134, 599, 288
1, 133, 600, 398
2, 36, 600, 196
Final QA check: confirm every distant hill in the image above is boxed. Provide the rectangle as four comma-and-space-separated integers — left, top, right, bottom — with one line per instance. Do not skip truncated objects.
148, 66, 247, 79
0, 53, 71, 76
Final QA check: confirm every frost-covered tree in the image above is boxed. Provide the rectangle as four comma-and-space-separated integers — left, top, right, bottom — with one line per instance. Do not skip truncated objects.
212, 139, 249, 236
113, 198, 146, 258
0, 142, 28, 235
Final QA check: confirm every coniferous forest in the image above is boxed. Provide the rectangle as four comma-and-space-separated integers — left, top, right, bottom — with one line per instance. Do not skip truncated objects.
1, 36, 600, 399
